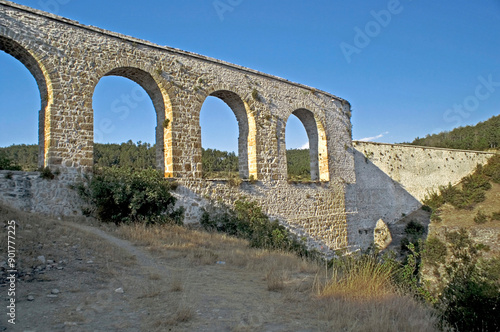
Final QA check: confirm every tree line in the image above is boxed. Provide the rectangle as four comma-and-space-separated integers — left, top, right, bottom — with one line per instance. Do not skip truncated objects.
0, 141, 312, 180
408, 114, 499, 151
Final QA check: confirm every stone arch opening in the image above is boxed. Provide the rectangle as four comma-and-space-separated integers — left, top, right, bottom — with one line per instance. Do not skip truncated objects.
0, 36, 50, 168
286, 108, 329, 181
92, 67, 170, 173
199, 90, 256, 179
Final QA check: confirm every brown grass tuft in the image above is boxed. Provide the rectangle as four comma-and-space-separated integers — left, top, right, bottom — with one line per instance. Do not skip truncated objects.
318, 254, 396, 301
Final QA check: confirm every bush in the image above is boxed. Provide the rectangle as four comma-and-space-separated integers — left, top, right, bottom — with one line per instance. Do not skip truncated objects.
473, 210, 488, 224
39, 166, 55, 180
400, 221, 425, 253
422, 236, 447, 267
435, 229, 500, 331
75, 167, 184, 225
491, 211, 500, 221
201, 198, 318, 259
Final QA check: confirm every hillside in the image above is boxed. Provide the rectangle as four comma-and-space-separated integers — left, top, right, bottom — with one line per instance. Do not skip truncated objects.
409, 114, 500, 151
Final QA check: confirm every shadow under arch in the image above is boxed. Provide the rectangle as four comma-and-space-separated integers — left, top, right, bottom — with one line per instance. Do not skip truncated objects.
94, 66, 171, 174
0, 35, 50, 168
286, 108, 330, 181
199, 89, 257, 179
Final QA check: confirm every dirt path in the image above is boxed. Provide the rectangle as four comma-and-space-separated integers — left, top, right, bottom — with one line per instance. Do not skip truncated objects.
7, 219, 321, 331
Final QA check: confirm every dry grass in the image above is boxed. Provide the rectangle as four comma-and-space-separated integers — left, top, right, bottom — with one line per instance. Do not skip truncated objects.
316, 295, 439, 332
0, 202, 442, 331
170, 277, 183, 292
317, 254, 396, 301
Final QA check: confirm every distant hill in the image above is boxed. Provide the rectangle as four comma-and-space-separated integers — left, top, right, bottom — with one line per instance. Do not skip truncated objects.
409, 115, 500, 151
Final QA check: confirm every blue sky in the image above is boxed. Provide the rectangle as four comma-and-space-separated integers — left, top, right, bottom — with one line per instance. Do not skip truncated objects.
1, 0, 500, 152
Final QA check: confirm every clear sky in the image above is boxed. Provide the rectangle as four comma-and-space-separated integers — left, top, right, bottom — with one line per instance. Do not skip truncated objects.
1, 0, 499, 152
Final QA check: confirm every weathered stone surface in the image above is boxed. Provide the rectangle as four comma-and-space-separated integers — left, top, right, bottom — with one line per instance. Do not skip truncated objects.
373, 219, 392, 250
345, 141, 495, 250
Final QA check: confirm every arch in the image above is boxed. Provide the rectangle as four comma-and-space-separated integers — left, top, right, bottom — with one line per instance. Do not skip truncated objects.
199, 89, 257, 179
286, 108, 330, 181
92, 67, 172, 175
0, 35, 51, 168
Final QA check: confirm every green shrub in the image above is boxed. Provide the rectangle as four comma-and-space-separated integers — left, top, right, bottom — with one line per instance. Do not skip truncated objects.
483, 154, 500, 183
39, 166, 55, 180
405, 220, 425, 237
430, 210, 442, 223
436, 229, 500, 331
473, 210, 488, 224
421, 205, 432, 212
400, 221, 425, 253
491, 211, 500, 221
422, 236, 447, 267
75, 167, 184, 225
423, 160, 495, 211
201, 198, 318, 259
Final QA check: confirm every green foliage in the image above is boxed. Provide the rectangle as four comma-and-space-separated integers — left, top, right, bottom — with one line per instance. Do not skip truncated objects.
286, 149, 311, 181
39, 166, 55, 180
435, 229, 500, 331
492, 211, 500, 221
94, 140, 156, 169
0, 146, 33, 171
201, 148, 238, 178
75, 167, 184, 225
473, 210, 488, 224
251, 88, 260, 101
201, 198, 318, 259
400, 220, 425, 253
410, 114, 500, 151
422, 236, 447, 267
421, 204, 432, 213
423, 156, 499, 212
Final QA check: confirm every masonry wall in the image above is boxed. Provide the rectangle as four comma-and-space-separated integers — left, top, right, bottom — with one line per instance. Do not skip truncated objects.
0, 170, 82, 216
346, 141, 495, 249
0, 1, 356, 252
353, 141, 494, 201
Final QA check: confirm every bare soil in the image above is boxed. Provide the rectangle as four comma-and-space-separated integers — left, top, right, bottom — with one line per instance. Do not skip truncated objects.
0, 204, 438, 332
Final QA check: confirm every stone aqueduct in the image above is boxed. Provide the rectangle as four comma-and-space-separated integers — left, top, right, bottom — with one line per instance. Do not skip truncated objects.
0, 1, 355, 251
1, 1, 495, 252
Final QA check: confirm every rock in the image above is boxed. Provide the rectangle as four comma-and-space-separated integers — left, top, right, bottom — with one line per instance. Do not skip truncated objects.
51, 289, 60, 294
47, 260, 55, 264
86, 260, 93, 264
374, 219, 392, 250
27, 295, 35, 301
37, 256, 46, 264
115, 287, 124, 293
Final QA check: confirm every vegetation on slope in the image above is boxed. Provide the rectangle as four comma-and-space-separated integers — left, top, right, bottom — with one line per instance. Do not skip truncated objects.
423, 154, 500, 213
409, 114, 500, 151
74, 167, 183, 225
